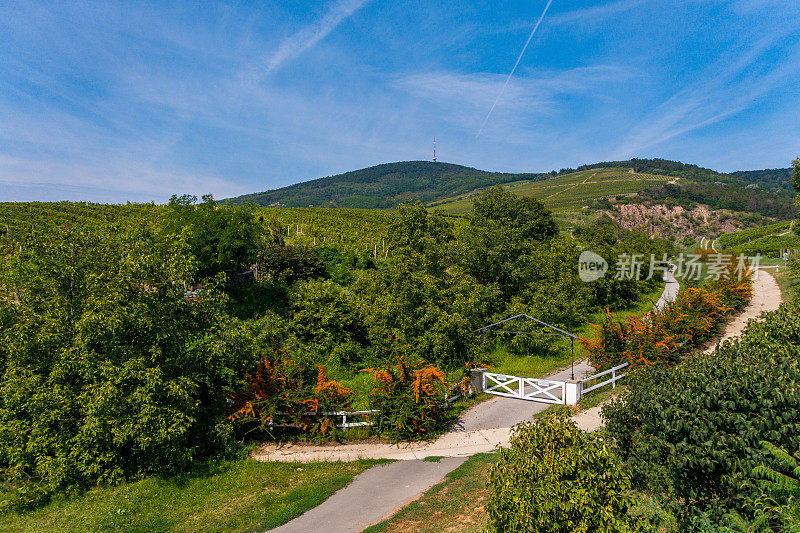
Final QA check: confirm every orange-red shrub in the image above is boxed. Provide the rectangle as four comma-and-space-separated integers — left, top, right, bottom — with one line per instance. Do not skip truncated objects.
363, 356, 447, 441
582, 267, 752, 370
227, 353, 353, 441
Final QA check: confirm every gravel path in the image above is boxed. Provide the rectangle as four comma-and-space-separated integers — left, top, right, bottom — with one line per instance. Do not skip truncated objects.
703, 269, 782, 353
655, 267, 679, 310
705, 270, 782, 353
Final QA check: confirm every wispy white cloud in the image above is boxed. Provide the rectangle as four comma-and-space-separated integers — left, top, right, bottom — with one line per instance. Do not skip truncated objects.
477, 0, 553, 136
614, 31, 800, 158
548, 0, 649, 25
245, 0, 372, 82
395, 64, 637, 133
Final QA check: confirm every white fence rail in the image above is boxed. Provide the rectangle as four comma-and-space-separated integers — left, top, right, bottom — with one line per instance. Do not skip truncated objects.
580, 363, 629, 395
269, 410, 380, 429
483, 372, 565, 404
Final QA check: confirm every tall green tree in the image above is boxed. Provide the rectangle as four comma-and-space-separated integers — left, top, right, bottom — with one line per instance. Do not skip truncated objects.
388, 202, 454, 275
459, 186, 557, 298
167, 194, 264, 278
0, 222, 249, 505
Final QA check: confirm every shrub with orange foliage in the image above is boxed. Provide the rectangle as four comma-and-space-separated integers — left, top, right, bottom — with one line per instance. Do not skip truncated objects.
582, 265, 752, 370
363, 356, 448, 442
227, 352, 353, 441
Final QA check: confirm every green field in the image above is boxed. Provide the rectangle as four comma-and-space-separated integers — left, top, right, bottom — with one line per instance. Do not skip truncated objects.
430, 167, 672, 216
0, 456, 381, 533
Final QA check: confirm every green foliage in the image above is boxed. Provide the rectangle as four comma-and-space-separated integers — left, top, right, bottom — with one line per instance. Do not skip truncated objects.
603, 305, 800, 525
256, 207, 394, 260
288, 279, 366, 368
485, 414, 636, 532
471, 185, 558, 242
729, 168, 793, 192
388, 202, 454, 275
753, 441, 800, 503
166, 194, 264, 278
0, 222, 250, 507
576, 217, 674, 310
258, 243, 328, 285
459, 186, 557, 298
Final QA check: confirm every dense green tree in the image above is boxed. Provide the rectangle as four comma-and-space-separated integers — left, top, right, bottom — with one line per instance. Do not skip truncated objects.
471, 185, 558, 242
287, 279, 366, 369
167, 194, 264, 278
0, 222, 250, 505
486, 413, 636, 532
388, 202, 454, 275
257, 243, 328, 285
459, 186, 557, 297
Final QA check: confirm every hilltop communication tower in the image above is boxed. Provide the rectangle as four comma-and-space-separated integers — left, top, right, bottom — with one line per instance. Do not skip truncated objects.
433, 137, 437, 162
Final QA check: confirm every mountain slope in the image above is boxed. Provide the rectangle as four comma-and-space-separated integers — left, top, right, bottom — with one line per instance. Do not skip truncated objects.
225, 158, 795, 215
226, 161, 547, 209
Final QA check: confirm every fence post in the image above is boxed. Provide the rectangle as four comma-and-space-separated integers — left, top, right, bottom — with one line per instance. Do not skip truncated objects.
612, 368, 616, 389
564, 380, 582, 406
471, 368, 487, 394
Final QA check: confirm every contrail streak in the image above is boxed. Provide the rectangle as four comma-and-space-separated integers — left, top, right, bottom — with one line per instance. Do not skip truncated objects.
477, 0, 554, 137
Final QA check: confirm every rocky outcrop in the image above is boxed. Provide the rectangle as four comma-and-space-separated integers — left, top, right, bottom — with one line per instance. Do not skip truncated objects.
606, 203, 764, 241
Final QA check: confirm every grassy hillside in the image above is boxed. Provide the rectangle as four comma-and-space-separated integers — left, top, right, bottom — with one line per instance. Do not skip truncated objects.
431, 167, 672, 215
227, 161, 547, 209
226, 158, 796, 221
719, 220, 800, 257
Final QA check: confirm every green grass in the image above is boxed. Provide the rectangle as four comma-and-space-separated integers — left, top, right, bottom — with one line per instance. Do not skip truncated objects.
363, 452, 498, 533
0, 456, 381, 533
579, 383, 626, 410
479, 281, 666, 379
483, 343, 573, 378
431, 167, 671, 216
760, 258, 796, 303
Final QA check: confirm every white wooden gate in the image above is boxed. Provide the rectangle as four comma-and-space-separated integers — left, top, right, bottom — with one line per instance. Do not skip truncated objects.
482, 372, 565, 404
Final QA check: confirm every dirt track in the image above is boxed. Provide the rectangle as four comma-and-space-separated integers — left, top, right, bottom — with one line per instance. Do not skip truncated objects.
703, 270, 782, 353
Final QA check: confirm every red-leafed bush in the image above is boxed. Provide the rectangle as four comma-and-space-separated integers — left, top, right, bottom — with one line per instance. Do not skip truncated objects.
582, 262, 752, 370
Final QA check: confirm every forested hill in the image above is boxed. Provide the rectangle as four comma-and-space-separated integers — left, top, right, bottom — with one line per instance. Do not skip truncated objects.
225, 158, 793, 209
225, 161, 547, 208
729, 167, 793, 191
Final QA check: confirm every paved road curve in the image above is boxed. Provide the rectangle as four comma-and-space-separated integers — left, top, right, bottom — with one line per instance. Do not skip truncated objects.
655, 266, 679, 311
265, 277, 684, 531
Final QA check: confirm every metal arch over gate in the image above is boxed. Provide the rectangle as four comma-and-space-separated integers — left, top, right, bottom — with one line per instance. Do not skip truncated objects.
475, 313, 579, 380
482, 372, 566, 404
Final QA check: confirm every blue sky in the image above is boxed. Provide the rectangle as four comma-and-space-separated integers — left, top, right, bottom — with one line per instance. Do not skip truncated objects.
2, 0, 799, 203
